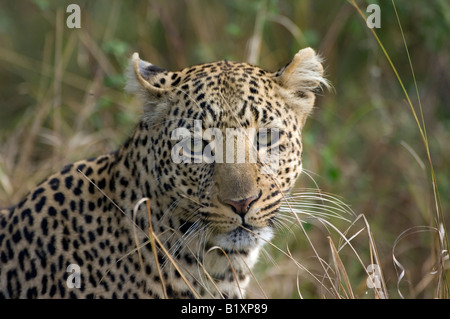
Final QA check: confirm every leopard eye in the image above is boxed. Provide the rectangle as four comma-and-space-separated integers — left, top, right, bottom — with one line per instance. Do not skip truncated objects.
256, 129, 280, 148
183, 137, 204, 156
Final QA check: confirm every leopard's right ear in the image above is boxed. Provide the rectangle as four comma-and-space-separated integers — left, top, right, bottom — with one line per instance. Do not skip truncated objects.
275, 48, 330, 125
125, 53, 173, 112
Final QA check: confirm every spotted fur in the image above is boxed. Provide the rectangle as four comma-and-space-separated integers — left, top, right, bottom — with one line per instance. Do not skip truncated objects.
0, 48, 326, 298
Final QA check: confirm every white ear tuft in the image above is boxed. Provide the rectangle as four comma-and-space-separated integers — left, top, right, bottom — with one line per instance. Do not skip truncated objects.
278, 48, 329, 92
124, 52, 142, 95
276, 48, 330, 122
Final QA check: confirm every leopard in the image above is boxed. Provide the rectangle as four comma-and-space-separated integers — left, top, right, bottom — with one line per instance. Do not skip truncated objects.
0, 47, 327, 298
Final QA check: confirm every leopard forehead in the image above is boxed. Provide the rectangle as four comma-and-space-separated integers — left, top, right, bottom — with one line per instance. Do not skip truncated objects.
134, 64, 302, 140
150, 61, 284, 120
149, 60, 271, 88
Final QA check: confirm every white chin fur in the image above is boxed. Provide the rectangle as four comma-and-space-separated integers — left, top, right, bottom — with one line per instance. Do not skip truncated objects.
212, 226, 273, 251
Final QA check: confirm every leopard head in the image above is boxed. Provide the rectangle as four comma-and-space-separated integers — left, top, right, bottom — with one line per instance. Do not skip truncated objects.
125, 48, 327, 253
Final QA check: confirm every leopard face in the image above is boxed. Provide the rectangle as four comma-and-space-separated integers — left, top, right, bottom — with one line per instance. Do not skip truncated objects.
126, 48, 326, 253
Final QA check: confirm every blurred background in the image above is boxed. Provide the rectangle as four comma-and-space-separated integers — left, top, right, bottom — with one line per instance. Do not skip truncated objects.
0, 0, 448, 298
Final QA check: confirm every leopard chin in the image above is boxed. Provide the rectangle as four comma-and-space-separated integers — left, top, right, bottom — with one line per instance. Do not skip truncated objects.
211, 225, 273, 251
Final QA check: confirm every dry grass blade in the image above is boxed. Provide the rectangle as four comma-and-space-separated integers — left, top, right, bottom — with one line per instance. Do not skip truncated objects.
348, 0, 448, 298
328, 236, 354, 299
147, 222, 201, 298
139, 197, 201, 299
182, 246, 224, 299
206, 246, 244, 299
132, 198, 148, 291
139, 197, 168, 299
337, 214, 388, 299
392, 225, 449, 299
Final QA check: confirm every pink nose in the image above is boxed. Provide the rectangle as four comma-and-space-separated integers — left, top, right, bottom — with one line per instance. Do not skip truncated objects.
223, 194, 259, 216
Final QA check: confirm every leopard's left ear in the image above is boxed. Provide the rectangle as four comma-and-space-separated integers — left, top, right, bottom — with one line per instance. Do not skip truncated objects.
275, 48, 329, 122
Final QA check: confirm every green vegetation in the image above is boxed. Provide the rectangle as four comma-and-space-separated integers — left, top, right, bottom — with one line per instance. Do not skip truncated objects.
0, 0, 448, 298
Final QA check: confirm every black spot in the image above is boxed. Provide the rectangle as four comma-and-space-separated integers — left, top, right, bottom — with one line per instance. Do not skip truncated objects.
12, 230, 21, 243
41, 275, 48, 295
62, 237, 70, 250
49, 178, 60, 191
70, 200, 76, 212
17, 198, 27, 209
58, 281, 66, 298
65, 176, 74, 189
141, 135, 148, 146
49, 284, 57, 297
193, 82, 204, 94
61, 164, 73, 174
47, 236, 56, 255
6, 269, 18, 297
178, 221, 194, 235
73, 251, 83, 266
119, 177, 129, 187
41, 219, 49, 236
26, 287, 38, 298
109, 178, 116, 192
88, 183, 95, 194
84, 215, 92, 224
143, 65, 166, 77
54, 192, 65, 206
171, 76, 181, 86
4, 239, 14, 260
23, 227, 34, 244
97, 162, 109, 175
96, 226, 104, 236
181, 290, 195, 298
21, 208, 33, 226
18, 249, 29, 271
73, 186, 82, 196
184, 253, 194, 265
25, 261, 38, 280
48, 206, 57, 217
32, 188, 45, 201
96, 156, 109, 164
97, 178, 106, 189
79, 199, 85, 214
85, 167, 93, 176
35, 196, 47, 213
88, 231, 95, 243
88, 274, 97, 287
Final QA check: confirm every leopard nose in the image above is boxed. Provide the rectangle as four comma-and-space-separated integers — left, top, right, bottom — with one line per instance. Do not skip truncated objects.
223, 193, 259, 216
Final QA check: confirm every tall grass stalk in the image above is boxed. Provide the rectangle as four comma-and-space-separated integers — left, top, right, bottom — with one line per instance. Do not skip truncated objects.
349, 0, 449, 298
